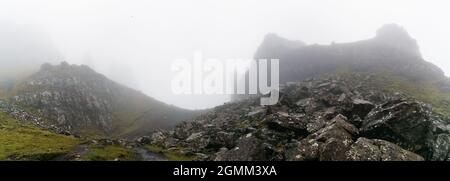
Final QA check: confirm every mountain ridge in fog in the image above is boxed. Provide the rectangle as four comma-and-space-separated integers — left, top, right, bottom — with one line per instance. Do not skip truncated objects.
258, 24, 445, 82
234, 24, 449, 102
2, 61, 199, 138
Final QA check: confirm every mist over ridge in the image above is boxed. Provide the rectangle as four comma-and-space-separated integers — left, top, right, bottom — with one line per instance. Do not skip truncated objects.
1, 0, 450, 109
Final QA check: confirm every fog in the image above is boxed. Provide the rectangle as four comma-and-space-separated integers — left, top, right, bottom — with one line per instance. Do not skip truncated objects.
1, 0, 449, 109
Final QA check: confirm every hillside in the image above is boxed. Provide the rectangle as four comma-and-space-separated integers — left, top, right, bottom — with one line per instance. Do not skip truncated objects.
0, 107, 168, 161
0, 111, 79, 160
0, 23, 448, 162
2, 62, 198, 138
141, 24, 450, 161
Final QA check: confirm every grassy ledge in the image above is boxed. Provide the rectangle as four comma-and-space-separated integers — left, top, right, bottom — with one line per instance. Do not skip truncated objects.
0, 112, 80, 160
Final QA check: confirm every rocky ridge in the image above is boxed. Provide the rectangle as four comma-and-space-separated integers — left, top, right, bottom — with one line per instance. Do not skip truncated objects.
6, 62, 197, 137
234, 24, 447, 102
147, 73, 450, 161
269, 24, 446, 83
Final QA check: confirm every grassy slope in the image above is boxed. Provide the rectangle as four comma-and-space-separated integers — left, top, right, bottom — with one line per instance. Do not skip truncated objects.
0, 112, 80, 160
111, 91, 164, 137
111, 90, 198, 138
0, 110, 137, 161
371, 75, 450, 116
6, 68, 195, 138
337, 71, 450, 117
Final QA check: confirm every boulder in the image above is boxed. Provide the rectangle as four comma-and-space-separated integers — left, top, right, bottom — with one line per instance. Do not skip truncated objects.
285, 139, 322, 161
313, 114, 358, 141
173, 121, 203, 140
296, 98, 313, 107
212, 136, 267, 161
351, 98, 375, 118
345, 138, 424, 161
264, 112, 309, 138
186, 132, 204, 142
361, 100, 433, 154
136, 136, 151, 145
150, 131, 166, 145
429, 134, 450, 161
163, 137, 179, 148
208, 131, 237, 149
307, 115, 358, 161
320, 137, 353, 161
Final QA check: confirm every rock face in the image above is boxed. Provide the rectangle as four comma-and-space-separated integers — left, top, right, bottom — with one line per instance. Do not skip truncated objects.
12, 63, 114, 132
214, 136, 267, 161
0, 99, 70, 135
148, 73, 449, 161
361, 100, 433, 155
7, 62, 197, 137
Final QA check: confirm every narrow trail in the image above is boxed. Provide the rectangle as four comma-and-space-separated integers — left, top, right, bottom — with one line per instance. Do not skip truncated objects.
53, 145, 167, 161
51, 144, 90, 161
134, 147, 168, 161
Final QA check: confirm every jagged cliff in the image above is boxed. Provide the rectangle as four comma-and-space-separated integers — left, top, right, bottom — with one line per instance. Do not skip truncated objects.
258, 24, 444, 82
234, 24, 447, 102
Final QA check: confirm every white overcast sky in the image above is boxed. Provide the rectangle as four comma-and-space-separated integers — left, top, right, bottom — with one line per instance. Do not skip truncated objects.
0, 0, 449, 109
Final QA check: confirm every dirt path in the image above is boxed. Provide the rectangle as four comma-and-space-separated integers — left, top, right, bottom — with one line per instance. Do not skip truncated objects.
51, 144, 90, 161
52, 144, 167, 161
134, 147, 168, 161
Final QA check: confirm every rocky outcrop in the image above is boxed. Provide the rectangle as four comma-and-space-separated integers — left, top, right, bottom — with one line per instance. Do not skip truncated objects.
361, 100, 434, 155
12, 63, 114, 132
146, 73, 449, 161
214, 135, 267, 161
0, 99, 72, 135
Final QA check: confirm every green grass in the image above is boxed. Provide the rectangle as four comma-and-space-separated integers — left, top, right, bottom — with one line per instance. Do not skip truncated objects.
81, 145, 137, 161
146, 144, 165, 153
0, 112, 80, 160
337, 71, 450, 117
146, 145, 198, 161
368, 75, 450, 116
